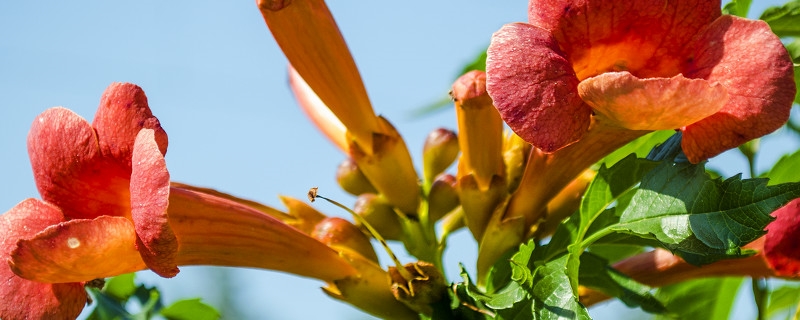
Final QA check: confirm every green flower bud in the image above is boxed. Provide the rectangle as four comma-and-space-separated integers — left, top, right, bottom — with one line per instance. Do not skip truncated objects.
422, 128, 459, 183
427, 174, 459, 222
354, 194, 403, 241
336, 158, 377, 196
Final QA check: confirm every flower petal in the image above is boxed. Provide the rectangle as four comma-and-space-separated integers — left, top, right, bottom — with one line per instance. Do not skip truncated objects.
130, 129, 178, 277
529, 0, 721, 79
93, 82, 168, 162
453, 70, 504, 190
168, 187, 358, 282
289, 65, 348, 153
28, 107, 131, 219
1, 199, 86, 320
486, 22, 590, 152
764, 198, 800, 277
578, 72, 727, 130
257, 0, 379, 151
682, 16, 796, 163
10, 216, 146, 283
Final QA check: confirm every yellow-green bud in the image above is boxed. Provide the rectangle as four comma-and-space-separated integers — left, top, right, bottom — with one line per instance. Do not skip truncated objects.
353, 194, 403, 241
427, 174, 459, 222
336, 158, 377, 196
422, 128, 459, 183
312, 217, 379, 262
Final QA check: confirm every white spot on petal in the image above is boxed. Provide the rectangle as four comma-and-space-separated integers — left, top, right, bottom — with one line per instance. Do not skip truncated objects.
67, 237, 80, 249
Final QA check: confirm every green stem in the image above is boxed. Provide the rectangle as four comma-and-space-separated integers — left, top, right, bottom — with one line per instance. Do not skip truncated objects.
752, 278, 768, 320
579, 226, 615, 252
313, 193, 414, 281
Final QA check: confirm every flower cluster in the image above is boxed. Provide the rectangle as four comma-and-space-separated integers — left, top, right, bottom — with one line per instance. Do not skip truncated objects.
2, 0, 799, 319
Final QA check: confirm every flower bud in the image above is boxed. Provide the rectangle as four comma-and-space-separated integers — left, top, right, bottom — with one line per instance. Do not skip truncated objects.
422, 128, 459, 183
389, 261, 447, 315
353, 194, 403, 241
312, 217, 378, 263
453, 70, 504, 191
427, 174, 459, 222
503, 131, 532, 193
336, 158, 378, 196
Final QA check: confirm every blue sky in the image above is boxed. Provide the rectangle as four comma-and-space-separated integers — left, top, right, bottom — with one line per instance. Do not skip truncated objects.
0, 1, 794, 319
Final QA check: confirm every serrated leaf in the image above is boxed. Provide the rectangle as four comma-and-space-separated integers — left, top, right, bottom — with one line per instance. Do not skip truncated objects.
104, 273, 137, 302
510, 240, 536, 288
160, 298, 220, 320
578, 253, 666, 314
760, 0, 800, 37
766, 284, 800, 319
614, 156, 800, 265
486, 249, 517, 294
459, 263, 526, 310
527, 255, 590, 320
507, 241, 589, 319
655, 277, 743, 320
564, 155, 657, 292
448, 266, 493, 320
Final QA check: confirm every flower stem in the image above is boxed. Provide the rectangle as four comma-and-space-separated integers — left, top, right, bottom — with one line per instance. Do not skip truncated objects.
312, 192, 414, 281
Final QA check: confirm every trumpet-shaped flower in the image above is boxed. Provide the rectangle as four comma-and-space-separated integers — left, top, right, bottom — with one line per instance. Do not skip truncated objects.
0, 83, 359, 319
486, 0, 796, 163
260, 2, 420, 215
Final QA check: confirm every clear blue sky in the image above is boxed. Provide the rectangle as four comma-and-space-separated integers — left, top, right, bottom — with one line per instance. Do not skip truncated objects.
0, 1, 793, 319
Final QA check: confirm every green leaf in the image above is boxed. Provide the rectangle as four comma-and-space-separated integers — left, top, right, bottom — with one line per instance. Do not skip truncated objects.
509, 241, 589, 319
596, 130, 673, 167
459, 263, 526, 311
785, 39, 800, 104
578, 253, 666, 314
614, 156, 800, 265
587, 243, 644, 264
760, 0, 800, 37
765, 148, 800, 185
446, 267, 494, 320
86, 287, 131, 320
766, 284, 800, 319
510, 240, 536, 289
563, 155, 658, 293
161, 299, 220, 320
459, 49, 488, 75
104, 273, 137, 302
655, 277, 744, 320
722, 0, 752, 17
526, 255, 590, 320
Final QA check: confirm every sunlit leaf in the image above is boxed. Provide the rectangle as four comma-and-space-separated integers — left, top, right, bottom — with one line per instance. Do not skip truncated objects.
766, 284, 800, 319
760, 0, 800, 37
722, 0, 752, 17
597, 130, 673, 167
765, 148, 800, 185
161, 298, 220, 320
655, 277, 743, 320
104, 273, 137, 302
613, 154, 800, 265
